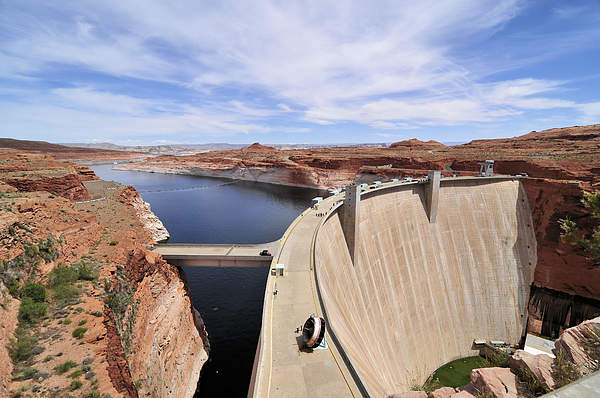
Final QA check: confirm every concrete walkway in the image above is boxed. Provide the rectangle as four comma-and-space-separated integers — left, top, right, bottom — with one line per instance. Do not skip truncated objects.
524, 334, 556, 358
251, 194, 361, 398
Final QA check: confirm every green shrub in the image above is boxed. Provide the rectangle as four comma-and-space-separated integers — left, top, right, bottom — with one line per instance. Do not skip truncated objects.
48, 264, 78, 286
43, 355, 53, 362
51, 283, 80, 306
63, 318, 72, 325
78, 319, 88, 326
72, 327, 88, 339
108, 241, 119, 246
519, 364, 550, 396
7, 283, 20, 297
69, 369, 84, 378
17, 381, 32, 392
69, 379, 83, 391
72, 260, 98, 280
106, 292, 130, 316
54, 360, 78, 375
18, 297, 47, 324
90, 310, 103, 317
24, 244, 39, 259
86, 391, 101, 398
552, 350, 581, 388
482, 351, 510, 368
21, 282, 46, 302
11, 367, 38, 381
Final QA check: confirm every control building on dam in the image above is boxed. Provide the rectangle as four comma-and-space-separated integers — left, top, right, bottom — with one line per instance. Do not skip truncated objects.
311, 173, 537, 396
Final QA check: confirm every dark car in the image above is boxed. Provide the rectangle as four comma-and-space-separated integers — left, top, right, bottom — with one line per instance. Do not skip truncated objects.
259, 250, 271, 256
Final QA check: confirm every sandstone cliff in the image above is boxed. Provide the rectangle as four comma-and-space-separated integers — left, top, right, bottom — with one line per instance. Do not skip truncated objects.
0, 153, 94, 201
126, 247, 209, 398
0, 283, 19, 397
0, 154, 208, 397
118, 186, 170, 243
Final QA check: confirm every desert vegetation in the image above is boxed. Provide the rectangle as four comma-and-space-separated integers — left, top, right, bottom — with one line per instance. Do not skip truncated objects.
560, 190, 600, 265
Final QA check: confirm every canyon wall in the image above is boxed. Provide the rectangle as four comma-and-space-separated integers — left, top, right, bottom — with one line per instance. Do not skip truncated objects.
314, 179, 537, 397
0, 153, 208, 397
118, 186, 171, 243
125, 246, 209, 398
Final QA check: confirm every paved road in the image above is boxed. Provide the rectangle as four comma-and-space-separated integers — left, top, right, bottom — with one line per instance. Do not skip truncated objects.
251, 194, 361, 398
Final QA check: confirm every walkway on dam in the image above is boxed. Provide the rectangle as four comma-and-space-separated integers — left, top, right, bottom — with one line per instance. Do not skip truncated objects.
252, 193, 362, 398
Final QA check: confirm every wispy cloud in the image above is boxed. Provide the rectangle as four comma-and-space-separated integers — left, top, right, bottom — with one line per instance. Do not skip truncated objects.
1, 0, 599, 144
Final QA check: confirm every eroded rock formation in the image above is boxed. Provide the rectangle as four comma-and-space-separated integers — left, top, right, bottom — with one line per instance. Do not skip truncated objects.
0, 153, 94, 201
118, 186, 170, 243
553, 316, 600, 376
0, 154, 207, 397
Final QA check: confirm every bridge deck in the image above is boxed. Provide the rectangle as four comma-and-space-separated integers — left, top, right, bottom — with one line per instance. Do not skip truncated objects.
153, 242, 280, 267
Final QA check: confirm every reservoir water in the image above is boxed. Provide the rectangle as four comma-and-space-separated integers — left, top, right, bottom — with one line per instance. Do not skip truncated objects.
89, 164, 327, 397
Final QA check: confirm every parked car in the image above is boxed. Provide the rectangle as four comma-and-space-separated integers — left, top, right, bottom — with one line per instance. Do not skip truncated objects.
259, 250, 271, 256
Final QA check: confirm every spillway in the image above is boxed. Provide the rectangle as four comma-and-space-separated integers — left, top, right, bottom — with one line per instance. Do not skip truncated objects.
314, 177, 537, 396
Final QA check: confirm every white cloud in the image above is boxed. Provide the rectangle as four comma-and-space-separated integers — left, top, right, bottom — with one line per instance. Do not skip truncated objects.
578, 102, 600, 116
1, 0, 599, 143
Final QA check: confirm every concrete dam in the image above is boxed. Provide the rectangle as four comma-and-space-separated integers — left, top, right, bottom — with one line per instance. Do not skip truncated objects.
312, 176, 537, 396
246, 175, 537, 397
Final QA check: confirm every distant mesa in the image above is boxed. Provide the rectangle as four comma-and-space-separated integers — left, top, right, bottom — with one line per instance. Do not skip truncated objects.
242, 142, 277, 152
389, 138, 444, 148
514, 124, 600, 141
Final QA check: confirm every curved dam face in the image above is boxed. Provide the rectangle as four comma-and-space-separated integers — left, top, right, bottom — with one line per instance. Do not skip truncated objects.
314, 178, 537, 397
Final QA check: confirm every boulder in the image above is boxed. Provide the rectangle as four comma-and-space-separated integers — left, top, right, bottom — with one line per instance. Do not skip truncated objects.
510, 349, 555, 389
553, 316, 600, 376
450, 391, 476, 398
387, 392, 427, 398
457, 383, 477, 396
427, 386, 456, 398
470, 367, 518, 398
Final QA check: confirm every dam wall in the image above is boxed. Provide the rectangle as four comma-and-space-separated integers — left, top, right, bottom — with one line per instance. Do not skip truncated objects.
314, 178, 537, 397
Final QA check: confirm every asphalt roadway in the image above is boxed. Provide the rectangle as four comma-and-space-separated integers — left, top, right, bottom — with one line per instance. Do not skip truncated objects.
251, 193, 361, 398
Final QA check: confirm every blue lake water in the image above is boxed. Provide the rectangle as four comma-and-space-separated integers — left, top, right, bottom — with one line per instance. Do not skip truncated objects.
89, 164, 327, 397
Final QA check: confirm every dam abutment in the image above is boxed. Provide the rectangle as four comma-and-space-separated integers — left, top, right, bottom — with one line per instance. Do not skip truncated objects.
313, 176, 537, 396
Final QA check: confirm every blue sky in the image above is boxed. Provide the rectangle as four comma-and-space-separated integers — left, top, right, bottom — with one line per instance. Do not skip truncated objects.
1, 0, 599, 145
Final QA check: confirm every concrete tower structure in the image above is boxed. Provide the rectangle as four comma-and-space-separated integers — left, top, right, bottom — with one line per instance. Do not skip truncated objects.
341, 183, 361, 265
425, 170, 441, 223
